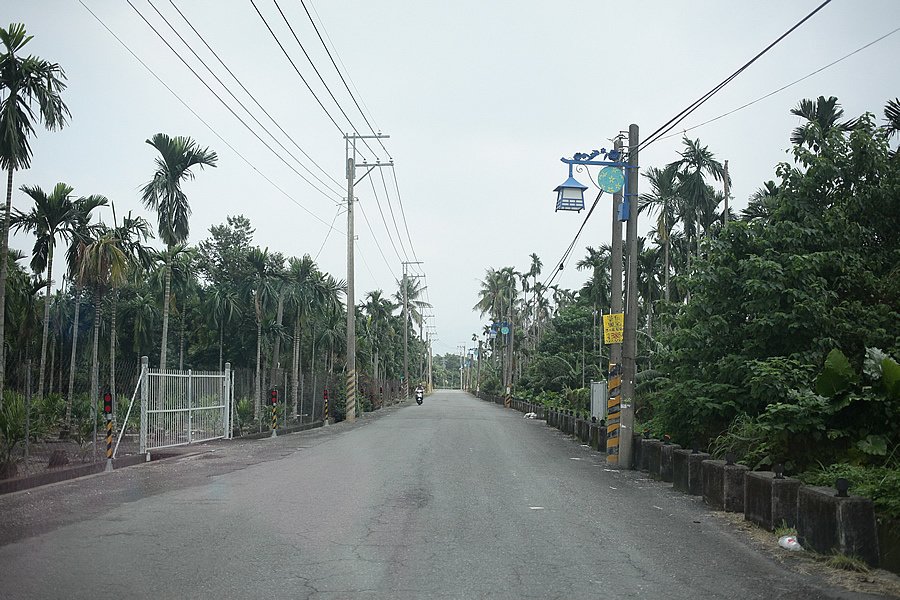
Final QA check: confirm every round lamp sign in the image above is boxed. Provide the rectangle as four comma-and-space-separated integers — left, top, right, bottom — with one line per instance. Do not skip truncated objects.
597, 167, 625, 193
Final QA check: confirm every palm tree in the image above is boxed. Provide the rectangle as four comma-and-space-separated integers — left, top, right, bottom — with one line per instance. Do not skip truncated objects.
107, 211, 152, 413
0, 23, 70, 400
393, 276, 431, 337
62, 194, 107, 433
668, 137, 726, 296
140, 133, 217, 372
576, 246, 612, 309
10, 182, 77, 400
206, 285, 241, 373
75, 226, 129, 460
365, 289, 398, 398
284, 255, 324, 419
742, 181, 780, 222
245, 247, 278, 418
790, 96, 858, 151
640, 165, 679, 301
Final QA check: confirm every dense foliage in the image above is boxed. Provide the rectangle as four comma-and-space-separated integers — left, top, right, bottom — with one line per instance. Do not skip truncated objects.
647, 115, 899, 472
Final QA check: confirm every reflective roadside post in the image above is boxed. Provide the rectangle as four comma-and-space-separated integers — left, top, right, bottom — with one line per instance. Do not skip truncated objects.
270, 388, 278, 438
104, 391, 114, 472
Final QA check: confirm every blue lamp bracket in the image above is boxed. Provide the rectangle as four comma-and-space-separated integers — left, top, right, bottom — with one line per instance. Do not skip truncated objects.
560, 148, 638, 222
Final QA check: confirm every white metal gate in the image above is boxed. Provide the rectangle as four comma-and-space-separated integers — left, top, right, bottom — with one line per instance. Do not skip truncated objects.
140, 357, 232, 453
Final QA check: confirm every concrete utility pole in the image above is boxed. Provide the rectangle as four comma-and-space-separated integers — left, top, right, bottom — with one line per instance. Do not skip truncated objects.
458, 345, 465, 390
620, 124, 639, 469
475, 337, 482, 393
344, 133, 390, 422
723, 159, 730, 226
610, 137, 624, 371
401, 261, 423, 401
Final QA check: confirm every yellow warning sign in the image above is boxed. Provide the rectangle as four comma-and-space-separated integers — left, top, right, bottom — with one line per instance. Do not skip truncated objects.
603, 313, 624, 345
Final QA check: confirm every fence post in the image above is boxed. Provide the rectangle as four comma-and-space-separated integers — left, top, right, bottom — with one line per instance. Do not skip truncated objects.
224, 362, 232, 439
140, 356, 148, 457
188, 369, 193, 444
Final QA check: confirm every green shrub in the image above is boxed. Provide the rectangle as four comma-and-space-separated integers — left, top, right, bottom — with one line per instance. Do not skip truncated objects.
0, 394, 27, 471
798, 463, 900, 520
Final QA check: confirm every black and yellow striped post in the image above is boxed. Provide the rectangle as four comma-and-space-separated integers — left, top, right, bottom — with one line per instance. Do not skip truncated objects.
103, 391, 114, 472
323, 387, 329, 425
606, 364, 622, 465
269, 389, 278, 438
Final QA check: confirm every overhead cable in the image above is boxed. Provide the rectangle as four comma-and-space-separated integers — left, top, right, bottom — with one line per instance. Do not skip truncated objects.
80, 0, 341, 231
639, 0, 833, 152
658, 25, 900, 142
357, 200, 399, 280
542, 192, 604, 291
269, 0, 378, 159
128, 0, 344, 205
167, 0, 344, 192
298, 0, 391, 160
249, 0, 349, 140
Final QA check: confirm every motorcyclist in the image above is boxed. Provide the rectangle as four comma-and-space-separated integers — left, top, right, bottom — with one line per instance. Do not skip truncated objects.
415, 383, 425, 401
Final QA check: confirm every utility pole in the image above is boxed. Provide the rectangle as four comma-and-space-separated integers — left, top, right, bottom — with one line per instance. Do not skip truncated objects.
344, 133, 390, 422
723, 159, 730, 226
458, 344, 465, 390
606, 136, 626, 467
401, 261, 423, 402
620, 124, 639, 469
475, 336, 482, 393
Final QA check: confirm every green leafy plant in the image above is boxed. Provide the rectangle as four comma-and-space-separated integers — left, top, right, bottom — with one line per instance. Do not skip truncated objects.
0, 394, 27, 476
799, 463, 900, 520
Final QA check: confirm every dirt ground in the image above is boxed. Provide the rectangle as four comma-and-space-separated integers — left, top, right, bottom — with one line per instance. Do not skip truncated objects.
6, 432, 142, 479
713, 511, 900, 598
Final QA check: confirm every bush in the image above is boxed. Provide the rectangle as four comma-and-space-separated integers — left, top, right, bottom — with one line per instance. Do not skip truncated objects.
798, 463, 900, 520
0, 394, 27, 476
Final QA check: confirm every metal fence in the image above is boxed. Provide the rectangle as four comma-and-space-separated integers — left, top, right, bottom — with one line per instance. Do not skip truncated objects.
139, 357, 232, 454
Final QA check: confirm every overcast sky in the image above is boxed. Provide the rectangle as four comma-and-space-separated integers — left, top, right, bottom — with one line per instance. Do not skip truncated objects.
6, 0, 900, 356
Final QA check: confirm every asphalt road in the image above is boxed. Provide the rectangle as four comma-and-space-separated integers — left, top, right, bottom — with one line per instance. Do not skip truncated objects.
0, 390, 885, 599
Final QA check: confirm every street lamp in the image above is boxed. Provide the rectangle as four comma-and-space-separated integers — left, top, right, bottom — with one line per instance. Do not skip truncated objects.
554, 136, 639, 470
554, 171, 588, 212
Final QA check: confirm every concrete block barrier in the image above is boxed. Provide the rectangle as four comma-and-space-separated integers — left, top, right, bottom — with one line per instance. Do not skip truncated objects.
797, 486, 880, 567
640, 439, 659, 472
631, 433, 642, 469
744, 471, 801, 531
701, 459, 747, 510
659, 443, 681, 483
675, 450, 710, 494
645, 440, 663, 480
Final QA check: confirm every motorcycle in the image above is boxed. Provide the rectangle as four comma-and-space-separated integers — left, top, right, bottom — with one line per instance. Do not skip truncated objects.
415, 389, 424, 405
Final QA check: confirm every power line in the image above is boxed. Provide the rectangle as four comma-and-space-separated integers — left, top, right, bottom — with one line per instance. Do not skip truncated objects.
167, 0, 344, 193
298, 0, 391, 160
389, 165, 421, 268
144, 0, 344, 203
79, 0, 341, 231
378, 167, 411, 262
268, 0, 378, 160
358, 199, 399, 280
355, 239, 381, 292
639, 0, 833, 152
314, 206, 344, 261
128, 0, 344, 206
542, 192, 604, 291
658, 25, 900, 142
249, 0, 347, 140
366, 171, 405, 263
